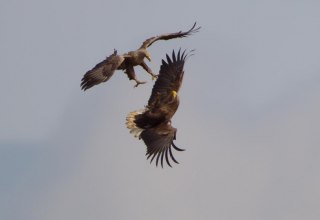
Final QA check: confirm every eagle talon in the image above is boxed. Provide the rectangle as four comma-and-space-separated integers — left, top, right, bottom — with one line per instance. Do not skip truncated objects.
151, 74, 158, 80
134, 81, 147, 87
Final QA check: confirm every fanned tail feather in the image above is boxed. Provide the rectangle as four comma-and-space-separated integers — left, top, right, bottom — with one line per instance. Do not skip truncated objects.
126, 109, 145, 138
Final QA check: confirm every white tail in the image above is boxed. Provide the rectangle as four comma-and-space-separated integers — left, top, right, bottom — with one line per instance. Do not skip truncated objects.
126, 109, 145, 138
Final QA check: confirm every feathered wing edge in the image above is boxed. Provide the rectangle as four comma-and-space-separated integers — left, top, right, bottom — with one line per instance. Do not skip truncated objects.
80, 50, 124, 91
141, 125, 185, 168
140, 22, 201, 49
126, 110, 184, 168
147, 49, 191, 106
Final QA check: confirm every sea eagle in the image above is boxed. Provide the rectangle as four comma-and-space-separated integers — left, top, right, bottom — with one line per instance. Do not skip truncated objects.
81, 23, 200, 90
126, 49, 191, 167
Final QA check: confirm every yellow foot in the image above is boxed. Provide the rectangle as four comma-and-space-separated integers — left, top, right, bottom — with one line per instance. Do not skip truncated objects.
151, 74, 158, 81
134, 81, 147, 87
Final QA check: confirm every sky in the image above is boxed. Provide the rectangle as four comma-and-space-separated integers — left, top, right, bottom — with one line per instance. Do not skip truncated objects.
1, 0, 320, 219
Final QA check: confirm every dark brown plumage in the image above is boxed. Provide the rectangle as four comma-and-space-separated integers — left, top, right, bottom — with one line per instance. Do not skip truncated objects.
126, 49, 190, 167
80, 49, 125, 90
81, 23, 200, 90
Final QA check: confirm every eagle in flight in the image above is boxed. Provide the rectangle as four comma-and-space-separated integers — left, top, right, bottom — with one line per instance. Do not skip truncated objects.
126, 49, 191, 167
81, 23, 200, 90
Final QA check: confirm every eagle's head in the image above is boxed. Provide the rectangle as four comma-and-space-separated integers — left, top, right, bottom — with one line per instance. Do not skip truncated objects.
145, 50, 151, 61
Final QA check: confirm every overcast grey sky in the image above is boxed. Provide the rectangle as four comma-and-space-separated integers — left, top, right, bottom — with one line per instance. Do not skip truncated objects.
1, 0, 320, 219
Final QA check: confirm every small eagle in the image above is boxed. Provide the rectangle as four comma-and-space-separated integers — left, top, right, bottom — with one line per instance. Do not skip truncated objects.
80, 23, 200, 90
126, 49, 191, 167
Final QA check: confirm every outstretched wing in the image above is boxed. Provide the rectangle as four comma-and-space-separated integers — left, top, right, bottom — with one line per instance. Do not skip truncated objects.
139, 22, 200, 49
140, 122, 184, 167
80, 50, 124, 91
147, 49, 188, 107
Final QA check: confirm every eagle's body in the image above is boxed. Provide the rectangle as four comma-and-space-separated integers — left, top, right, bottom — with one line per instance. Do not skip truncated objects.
126, 49, 189, 167
124, 48, 150, 66
81, 23, 200, 90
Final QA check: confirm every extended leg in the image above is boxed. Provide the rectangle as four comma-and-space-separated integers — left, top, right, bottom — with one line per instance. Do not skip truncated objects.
125, 65, 146, 87
140, 62, 158, 80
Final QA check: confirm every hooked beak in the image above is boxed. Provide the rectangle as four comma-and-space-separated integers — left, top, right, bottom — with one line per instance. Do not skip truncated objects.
146, 55, 151, 62
172, 90, 177, 98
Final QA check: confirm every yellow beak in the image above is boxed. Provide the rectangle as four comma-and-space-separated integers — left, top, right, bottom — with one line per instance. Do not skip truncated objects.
146, 55, 151, 62
172, 90, 177, 98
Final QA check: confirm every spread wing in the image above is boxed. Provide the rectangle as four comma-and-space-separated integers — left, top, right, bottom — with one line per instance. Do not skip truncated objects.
147, 49, 187, 107
140, 123, 184, 167
139, 22, 200, 49
80, 50, 125, 91
134, 49, 187, 130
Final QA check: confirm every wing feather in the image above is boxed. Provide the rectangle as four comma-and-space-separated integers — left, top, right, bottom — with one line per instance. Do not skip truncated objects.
147, 49, 187, 106
80, 50, 124, 91
140, 22, 201, 49
140, 123, 184, 167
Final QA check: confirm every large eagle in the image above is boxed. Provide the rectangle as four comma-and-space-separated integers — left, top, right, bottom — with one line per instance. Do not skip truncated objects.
126, 49, 190, 167
81, 23, 200, 90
